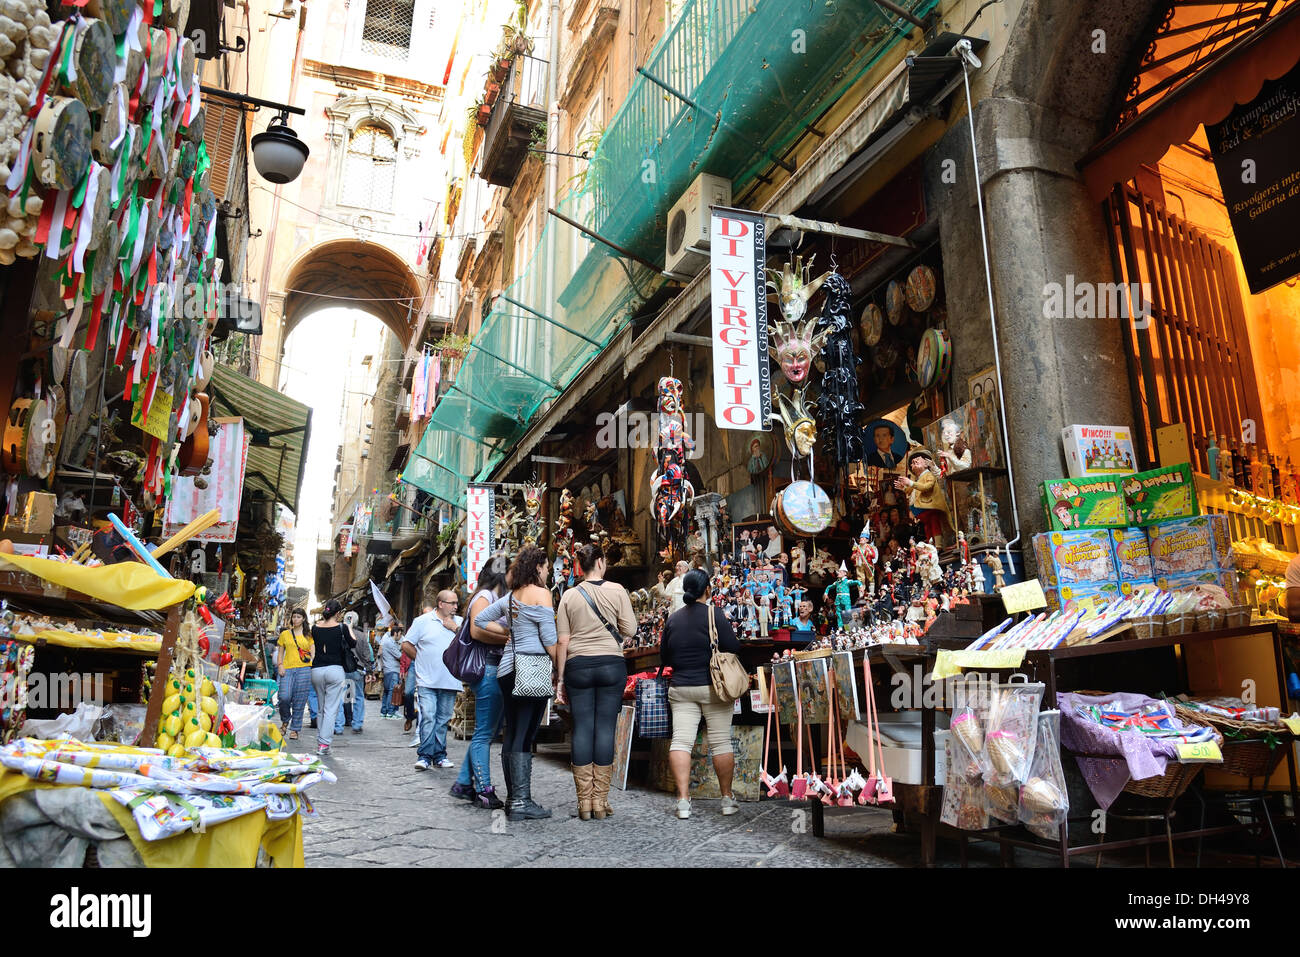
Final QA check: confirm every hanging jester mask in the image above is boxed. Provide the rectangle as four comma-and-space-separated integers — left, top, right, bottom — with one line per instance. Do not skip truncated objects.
766, 256, 830, 386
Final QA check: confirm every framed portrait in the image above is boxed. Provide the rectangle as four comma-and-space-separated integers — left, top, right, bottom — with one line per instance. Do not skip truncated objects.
863, 418, 908, 471
922, 392, 1004, 472
743, 431, 775, 477
731, 518, 776, 562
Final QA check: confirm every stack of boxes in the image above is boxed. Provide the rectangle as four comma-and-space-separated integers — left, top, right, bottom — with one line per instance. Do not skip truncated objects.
1036, 456, 1237, 612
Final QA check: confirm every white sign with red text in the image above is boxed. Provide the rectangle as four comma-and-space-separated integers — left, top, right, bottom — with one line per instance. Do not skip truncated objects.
465, 484, 495, 591
709, 209, 771, 432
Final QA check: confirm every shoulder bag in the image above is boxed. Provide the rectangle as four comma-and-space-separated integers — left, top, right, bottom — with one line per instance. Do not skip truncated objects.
707, 605, 749, 701
339, 624, 362, 674
444, 593, 491, 684
509, 596, 554, 698
574, 583, 625, 648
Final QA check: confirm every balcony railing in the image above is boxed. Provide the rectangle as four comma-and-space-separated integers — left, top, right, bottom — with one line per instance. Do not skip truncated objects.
478, 55, 548, 187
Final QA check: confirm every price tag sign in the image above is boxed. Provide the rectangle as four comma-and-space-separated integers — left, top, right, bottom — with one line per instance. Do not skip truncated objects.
1176, 740, 1223, 763
131, 391, 173, 441
750, 689, 774, 714
1000, 579, 1047, 615
1281, 717, 1300, 735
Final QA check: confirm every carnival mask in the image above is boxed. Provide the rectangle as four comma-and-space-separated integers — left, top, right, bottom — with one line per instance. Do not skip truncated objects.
766, 256, 828, 324
772, 388, 818, 459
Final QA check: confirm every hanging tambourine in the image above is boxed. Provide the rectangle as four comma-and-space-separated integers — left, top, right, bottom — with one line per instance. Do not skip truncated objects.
916, 327, 952, 390
775, 481, 833, 536
182, 104, 206, 145
90, 219, 119, 296
31, 97, 92, 190
51, 346, 69, 386
859, 302, 883, 347
125, 17, 148, 94
885, 280, 906, 325
167, 0, 192, 32
56, 18, 115, 111
126, 120, 145, 171
145, 29, 170, 101
178, 37, 196, 96
143, 131, 167, 181
2, 397, 56, 479
155, 211, 176, 261
85, 0, 135, 35
873, 337, 900, 371
85, 165, 114, 251
905, 265, 936, 312
46, 383, 69, 473
176, 140, 197, 182
90, 82, 127, 165
67, 351, 89, 416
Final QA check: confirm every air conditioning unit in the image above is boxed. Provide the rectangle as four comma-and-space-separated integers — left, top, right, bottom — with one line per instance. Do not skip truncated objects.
664, 172, 732, 279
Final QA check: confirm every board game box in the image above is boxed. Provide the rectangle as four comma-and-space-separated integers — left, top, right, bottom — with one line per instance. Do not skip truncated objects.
1110, 528, 1153, 581
1147, 514, 1232, 577
1155, 569, 1242, 605
1040, 477, 1128, 530
1033, 530, 1119, 588
1121, 463, 1199, 526
1061, 424, 1138, 478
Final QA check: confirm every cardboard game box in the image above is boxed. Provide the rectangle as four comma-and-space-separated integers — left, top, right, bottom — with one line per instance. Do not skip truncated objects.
1061, 424, 1138, 478
1156, 569, 1242, 605
1110, 528, 1153, 581
1045, 581, 1124, 614
1147, 514, 1232, 577
1040, 477, 1128, 530
1033, 530, 1119, 588
1122, 463, 1199, 526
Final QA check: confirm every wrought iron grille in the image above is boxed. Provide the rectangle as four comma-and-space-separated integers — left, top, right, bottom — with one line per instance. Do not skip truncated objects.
341, 124, 398, 211
361, 0, 414, 60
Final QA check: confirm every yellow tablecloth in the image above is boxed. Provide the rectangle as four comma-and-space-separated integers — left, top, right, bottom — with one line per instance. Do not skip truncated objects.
0, 770, 304, 867
0, 553, 195, 609
9, 628, 162, 653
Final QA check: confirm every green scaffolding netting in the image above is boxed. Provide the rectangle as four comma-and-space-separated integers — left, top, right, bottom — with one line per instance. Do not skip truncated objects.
404, 0, 938, 506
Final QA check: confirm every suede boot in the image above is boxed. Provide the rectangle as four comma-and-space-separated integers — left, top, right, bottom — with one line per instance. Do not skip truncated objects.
505, 752, 551, 820
592, 764, 615, 819
571, 764, 595, 820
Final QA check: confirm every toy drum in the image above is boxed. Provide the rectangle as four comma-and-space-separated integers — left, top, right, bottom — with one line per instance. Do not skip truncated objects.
62, 18, 116, 110
916, 327, 952, 389
885, 280, 906, 325
904, 264, 937, 312
776, 481, 833, 537
32, 96, 92, 191
90, 82, 128, 165
859, 302, 883, 347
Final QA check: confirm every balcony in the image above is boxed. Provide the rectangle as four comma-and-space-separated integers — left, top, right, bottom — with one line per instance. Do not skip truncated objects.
478, 55, 548, 188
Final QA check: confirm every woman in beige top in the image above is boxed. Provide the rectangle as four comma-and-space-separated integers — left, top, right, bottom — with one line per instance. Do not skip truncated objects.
556, 543, 635, 820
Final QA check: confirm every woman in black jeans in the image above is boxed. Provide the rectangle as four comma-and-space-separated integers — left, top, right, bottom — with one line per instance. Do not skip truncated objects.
555, 544, 634, 820
473, 546, 558, 821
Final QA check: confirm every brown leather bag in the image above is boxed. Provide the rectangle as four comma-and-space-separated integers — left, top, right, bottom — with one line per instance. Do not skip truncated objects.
391, 675, 405, 708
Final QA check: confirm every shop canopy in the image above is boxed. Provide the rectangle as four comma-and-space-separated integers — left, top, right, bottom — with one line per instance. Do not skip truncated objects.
208, 364, 312, 516
403, 0, 938, 506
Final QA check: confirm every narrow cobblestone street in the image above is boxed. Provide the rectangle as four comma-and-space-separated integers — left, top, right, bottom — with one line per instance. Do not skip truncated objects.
301, 713, 1028, 867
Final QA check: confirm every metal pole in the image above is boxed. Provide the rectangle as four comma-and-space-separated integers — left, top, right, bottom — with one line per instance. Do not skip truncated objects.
473, 342, 561, 390
199, 86, 307, 115
497, 294, 603, 347
873, 0, 928, 29
635, 67, 796, 174
546, 207, 666, 274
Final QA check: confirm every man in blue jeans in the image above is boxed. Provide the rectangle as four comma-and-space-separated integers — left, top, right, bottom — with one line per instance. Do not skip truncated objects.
377, 626, 404, 717
402, 595, 463, 770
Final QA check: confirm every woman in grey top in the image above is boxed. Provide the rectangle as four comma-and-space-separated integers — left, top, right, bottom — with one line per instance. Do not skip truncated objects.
474, 545, 558, 821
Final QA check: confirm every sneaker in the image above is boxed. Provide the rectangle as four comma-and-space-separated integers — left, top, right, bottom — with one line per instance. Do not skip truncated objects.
408, 736, 420, 747
317, 744, 330, 756
435, 758, 455, 769
352, 727, 363, 734
449, 782, 476, 802
473, 787, 505, 810
675, 798, 691, 819
414, 758, 431, 771
720, 795, 740, 816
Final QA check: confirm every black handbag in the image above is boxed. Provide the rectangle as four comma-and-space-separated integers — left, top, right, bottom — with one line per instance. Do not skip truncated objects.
443, 612, 488, 684
340, 624, 362, 674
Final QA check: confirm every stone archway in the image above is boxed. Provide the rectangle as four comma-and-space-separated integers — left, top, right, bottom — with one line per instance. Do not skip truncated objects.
262, 239, 423, 385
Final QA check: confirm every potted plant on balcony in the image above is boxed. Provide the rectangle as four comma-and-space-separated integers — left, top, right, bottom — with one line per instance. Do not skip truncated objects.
501, 0, 533, 55
434, 332, 472, 361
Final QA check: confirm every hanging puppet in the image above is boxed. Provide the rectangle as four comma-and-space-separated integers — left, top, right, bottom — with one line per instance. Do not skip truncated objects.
522, 482, 546, 547
813, 273, 867, 470
649, 376, 695, 556
552, 488, 576, 596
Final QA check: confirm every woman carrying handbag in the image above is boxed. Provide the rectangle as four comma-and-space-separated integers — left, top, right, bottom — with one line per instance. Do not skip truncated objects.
473, 546, 559, 821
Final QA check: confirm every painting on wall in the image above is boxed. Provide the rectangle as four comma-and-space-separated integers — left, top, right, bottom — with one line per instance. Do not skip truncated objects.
922, 389, 1004, 475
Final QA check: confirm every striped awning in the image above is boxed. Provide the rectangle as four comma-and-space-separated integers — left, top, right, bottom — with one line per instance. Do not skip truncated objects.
208, 364, 312, 514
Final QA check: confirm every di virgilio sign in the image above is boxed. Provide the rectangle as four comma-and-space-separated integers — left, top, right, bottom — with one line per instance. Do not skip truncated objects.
709, 208, 771, 431
465, 485, 495, 590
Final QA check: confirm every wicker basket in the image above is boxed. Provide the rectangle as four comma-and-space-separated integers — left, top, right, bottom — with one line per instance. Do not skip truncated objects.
1128, 615, 1162, 639
1224, 605, 1252, 629
1123, 759, 1205, 799
1162, 612, 1193, 635
1174, 704, 1292, 780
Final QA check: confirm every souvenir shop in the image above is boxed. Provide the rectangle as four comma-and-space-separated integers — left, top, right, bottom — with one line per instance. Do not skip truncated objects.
464, 13, 1300, 863
0, 0, 326, 865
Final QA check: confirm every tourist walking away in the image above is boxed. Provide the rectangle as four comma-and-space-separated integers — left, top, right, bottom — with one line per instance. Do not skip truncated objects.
336, 611, 372, 735
451, 553, 509, 809
659, 568, 742, 819
555, 544, 633, 820
474, 546, 559, 821
276, 607, 313, 740
310, 599, 352, 755
378, 624, 404, 717
403, 596, 463, 770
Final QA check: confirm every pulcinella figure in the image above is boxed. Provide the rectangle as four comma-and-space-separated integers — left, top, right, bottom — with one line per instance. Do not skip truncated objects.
650, 376, 695, 555
814, 273, 867, 469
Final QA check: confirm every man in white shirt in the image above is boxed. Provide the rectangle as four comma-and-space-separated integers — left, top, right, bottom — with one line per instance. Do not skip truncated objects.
403, 591, 464, 770
665, 560, 689, 613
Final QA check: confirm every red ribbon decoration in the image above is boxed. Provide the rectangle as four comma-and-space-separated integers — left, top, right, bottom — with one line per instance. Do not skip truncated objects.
85, 291, 105, 350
